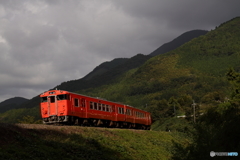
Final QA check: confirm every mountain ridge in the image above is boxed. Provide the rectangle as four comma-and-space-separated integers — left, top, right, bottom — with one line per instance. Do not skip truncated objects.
149, 29, 208, 56
0, 97, 28, 113
82, 58, 128, 81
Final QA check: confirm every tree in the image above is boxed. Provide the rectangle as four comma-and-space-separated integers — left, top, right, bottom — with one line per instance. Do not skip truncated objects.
226, 68, 240, 107
172, 69, 240, 159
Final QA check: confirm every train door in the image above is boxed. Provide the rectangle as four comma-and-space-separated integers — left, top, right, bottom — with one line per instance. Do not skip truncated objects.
80, 98, 87, 118
133, 110, 136, 124
116, 106, 124, 121
148, 114, 152, 125
72, 97, 81, 116
112, 105, 117, 121
123, 105, 126, 122
125, 108, 132, 123
47, 96, 58, 116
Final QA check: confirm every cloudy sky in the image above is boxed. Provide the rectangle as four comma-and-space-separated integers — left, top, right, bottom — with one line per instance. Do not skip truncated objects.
0, 0, 240, 102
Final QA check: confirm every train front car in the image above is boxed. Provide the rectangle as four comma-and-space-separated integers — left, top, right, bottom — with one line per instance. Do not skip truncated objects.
40, 90, 70, 124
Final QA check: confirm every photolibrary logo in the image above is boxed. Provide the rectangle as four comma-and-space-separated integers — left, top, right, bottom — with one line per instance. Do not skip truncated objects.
210, 151, 238, 157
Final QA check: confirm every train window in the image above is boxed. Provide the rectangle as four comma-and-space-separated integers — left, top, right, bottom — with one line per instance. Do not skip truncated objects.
57, 94, 69, 100
106, 105, 109, 112
118, 107, 124, 114
74, 98, 79, 107
41, 97, 47, 102
102, 104, 106, 111
126, 109, 132, 115
50, 96, 55, 103
81, 99, 85, 107
109, 106, 112, 112
98, 103, 102, 110
94, 102, 97, 110
90, 102, 93, 109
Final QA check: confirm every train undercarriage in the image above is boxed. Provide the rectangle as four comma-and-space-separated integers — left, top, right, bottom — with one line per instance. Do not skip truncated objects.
43, 115, 151, 130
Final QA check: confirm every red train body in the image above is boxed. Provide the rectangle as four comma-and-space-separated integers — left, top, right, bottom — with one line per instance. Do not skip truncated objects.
40, 90, 152, 130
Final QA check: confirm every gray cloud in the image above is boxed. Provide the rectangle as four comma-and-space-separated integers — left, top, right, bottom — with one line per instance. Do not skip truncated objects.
0, 0, 240, 102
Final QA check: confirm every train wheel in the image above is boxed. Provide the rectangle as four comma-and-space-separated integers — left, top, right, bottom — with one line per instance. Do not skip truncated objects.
82, 119, 88, 126
74, 118, 79, 125
109, 121, 114, 127
128, 123, 132, 129
132, 123, 136, 129
97, 119, 103, 126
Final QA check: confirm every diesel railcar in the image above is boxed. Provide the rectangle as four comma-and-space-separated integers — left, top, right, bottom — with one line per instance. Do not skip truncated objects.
40, 90, 152, 130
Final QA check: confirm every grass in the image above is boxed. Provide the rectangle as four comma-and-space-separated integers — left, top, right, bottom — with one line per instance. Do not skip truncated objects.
0, 123, 188, 160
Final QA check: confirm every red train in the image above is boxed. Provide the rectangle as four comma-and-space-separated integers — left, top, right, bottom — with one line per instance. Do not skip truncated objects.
40, 90, 152, 130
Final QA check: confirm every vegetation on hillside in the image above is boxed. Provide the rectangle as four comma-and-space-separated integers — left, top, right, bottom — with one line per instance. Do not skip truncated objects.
78, 17, 240, 123
0, 123, 187, 160
172, 68, 240, 159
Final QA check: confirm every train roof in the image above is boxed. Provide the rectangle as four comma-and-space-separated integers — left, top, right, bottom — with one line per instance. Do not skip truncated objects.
40, 89, 148, 113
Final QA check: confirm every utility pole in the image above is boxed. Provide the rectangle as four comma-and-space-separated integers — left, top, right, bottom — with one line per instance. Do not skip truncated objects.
192, 100, 196, 123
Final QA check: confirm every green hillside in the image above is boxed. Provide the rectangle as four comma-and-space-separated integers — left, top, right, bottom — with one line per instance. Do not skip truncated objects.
77, 17, 240, 120
0, 123, 187, 160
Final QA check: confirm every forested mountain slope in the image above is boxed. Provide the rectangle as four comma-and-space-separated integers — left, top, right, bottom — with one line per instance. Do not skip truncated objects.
77, 17, 240, 120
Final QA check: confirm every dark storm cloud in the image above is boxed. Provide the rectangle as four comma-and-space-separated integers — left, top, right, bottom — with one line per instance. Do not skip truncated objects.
113, 0, 240, 29
0, 0, 240, 102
